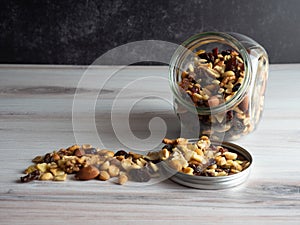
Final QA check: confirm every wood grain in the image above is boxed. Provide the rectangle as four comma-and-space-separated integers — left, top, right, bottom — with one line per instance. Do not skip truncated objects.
0, 65, 300, 224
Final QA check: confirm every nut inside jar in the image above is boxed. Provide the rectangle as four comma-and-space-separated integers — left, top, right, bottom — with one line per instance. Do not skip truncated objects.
174, 46, 267, 140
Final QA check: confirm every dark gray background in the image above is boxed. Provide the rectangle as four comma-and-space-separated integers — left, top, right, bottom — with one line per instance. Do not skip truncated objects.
1, 0, 299, 64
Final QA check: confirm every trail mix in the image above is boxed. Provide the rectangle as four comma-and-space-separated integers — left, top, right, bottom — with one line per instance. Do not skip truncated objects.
20, 136, 250, 184
179, 48, 245, 107
176, 48, 256, 140
20, 144, 160, 185
162, 136, 250, 177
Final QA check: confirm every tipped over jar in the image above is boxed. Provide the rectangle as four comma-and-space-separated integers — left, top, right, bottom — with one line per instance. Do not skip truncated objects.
169, 32, 269, 141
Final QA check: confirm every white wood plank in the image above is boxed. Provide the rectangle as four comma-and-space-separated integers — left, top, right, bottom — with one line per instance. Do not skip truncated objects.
0, 65, 299, 224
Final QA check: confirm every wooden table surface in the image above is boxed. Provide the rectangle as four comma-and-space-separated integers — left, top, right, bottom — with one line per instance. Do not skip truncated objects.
0, 64, 299, 224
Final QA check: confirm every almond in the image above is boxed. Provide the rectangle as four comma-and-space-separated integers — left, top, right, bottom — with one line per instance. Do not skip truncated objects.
208, 96, 220, 107
75, 165, 99, 180
239, 95, 249, 112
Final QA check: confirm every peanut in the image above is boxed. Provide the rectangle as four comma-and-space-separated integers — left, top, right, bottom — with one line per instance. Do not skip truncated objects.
98, 171, 110, 181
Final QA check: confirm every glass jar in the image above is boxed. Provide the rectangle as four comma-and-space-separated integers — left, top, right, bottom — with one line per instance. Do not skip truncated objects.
169, 32, 269, 141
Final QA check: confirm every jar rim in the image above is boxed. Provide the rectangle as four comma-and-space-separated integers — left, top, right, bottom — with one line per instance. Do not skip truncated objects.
169, 31, 252, 115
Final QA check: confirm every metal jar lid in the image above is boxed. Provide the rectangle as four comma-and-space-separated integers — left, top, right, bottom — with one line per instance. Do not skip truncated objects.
161, 141, 252, 189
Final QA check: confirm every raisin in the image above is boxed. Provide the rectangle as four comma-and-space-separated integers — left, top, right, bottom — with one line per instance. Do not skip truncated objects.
189, 164, 203, 175
226, 111, 233, 122
20, 170, 40, 183
232, 83, 241, 92
43, 153, 53, 163
221, 50, 232, 56
162, 144, 173, 152
114, 150, 128, 157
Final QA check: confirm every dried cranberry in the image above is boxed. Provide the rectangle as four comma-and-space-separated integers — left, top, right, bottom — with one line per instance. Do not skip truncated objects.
212, 47, 218, 58
225, 57, 237, 72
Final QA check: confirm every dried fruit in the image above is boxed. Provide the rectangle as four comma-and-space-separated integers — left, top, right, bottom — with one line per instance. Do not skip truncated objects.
20, 170, 40, 183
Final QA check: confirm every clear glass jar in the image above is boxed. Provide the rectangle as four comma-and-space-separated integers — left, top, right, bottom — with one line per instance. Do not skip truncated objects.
169, 32, 269, 141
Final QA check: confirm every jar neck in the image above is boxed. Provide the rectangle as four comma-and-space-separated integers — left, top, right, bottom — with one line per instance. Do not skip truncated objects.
169, 32, 252, 115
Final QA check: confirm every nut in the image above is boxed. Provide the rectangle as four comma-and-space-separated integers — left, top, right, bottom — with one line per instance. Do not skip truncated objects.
36, 163, 48, 173
32, 156, 43, 163
40, 172, 54, 181
54, 174, 67, 181
108, 165, 120, 177
182, 167, 194, 175
208, 96, 220, 107
239, 95, 249, 112
75, 165, 100, 180
118, 174, 128, 185
168, 159, 183, 171
223, 152, 238, 160
99, 160, 110, 171
98, 170, 110, 181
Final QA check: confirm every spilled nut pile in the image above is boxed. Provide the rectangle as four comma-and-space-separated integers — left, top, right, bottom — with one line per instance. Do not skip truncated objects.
20, 136, 250, 185
20, 144, 160, 185
163, 136, 250, 176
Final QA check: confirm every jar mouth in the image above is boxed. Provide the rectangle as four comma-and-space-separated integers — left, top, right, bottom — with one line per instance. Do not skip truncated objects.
169, 32, 252, 115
